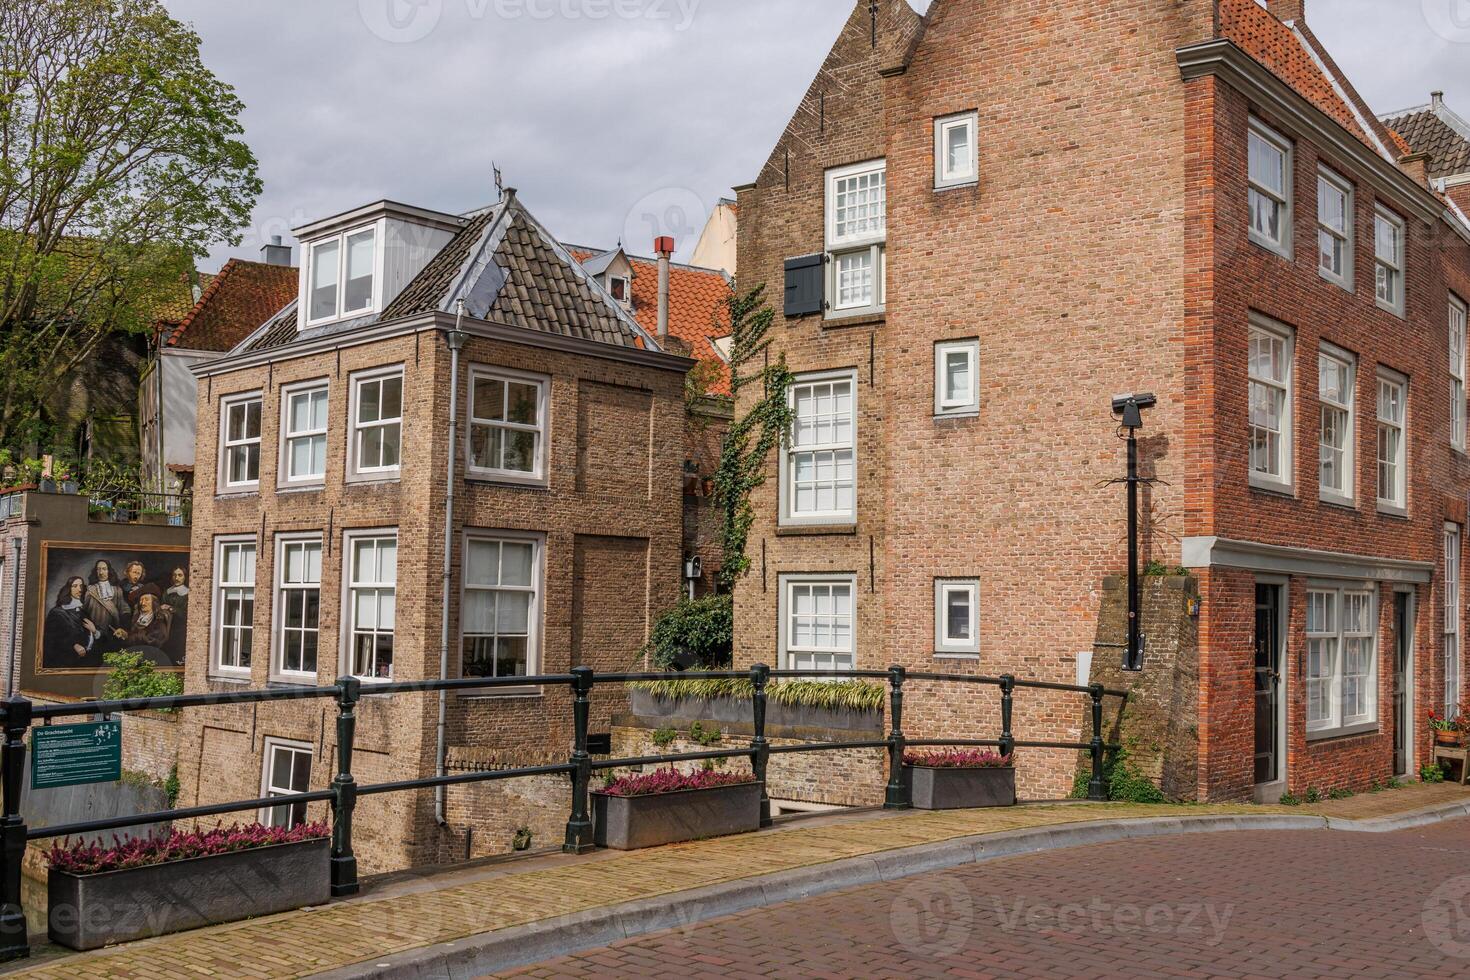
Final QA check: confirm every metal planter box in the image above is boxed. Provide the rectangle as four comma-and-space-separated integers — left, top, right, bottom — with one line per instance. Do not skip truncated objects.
48, 837, 330, 951
593, 781, 762, 850
906, 766, 1016, 810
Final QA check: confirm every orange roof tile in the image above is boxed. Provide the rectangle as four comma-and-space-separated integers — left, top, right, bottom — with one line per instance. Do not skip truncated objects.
569, 248, 732, 395
166, 259, 298, 352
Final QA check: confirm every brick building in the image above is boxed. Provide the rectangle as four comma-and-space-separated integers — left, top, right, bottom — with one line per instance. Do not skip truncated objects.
733, 0, 1470, 801
176, 192, 699, 870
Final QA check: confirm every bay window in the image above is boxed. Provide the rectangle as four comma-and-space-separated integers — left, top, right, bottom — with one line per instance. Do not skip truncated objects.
1248, 119, 1292, 257
1306, 587, 1378, 737
780, 575, 855, 673
1318, 347, 1354, 502
825, 160, 886, 317
782, 371, 856, 525
1248, 317, 1293, 490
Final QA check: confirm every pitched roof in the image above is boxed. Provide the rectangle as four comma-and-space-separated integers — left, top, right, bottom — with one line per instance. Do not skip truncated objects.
165, 259, 298, 351
568, 247, 732, 395
1382, 102, 1470, 181
237, 195, 656, 356
1217, 0, 1397, 165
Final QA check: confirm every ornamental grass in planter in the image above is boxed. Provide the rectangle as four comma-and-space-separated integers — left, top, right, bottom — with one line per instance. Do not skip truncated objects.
46, 821, 330, 951
593, 769, 762, 850
903, 750, 1016, 810
1428, 710, 1465, 747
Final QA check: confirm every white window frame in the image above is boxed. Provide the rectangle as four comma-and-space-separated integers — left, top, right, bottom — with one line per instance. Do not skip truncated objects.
1248, 315, 1294, 493
218, 391, 262, 493
1305, 585, 1379, 739
934, 579, 980, 657
934, 112, 979, 189
934, 339, 980, 416
1317, 344, 1355, 505
210, 535, 257, 680
273, 533, 323, 682
1447, 523, 1462, 718
1376, 370, 1407, 514
466, 366, 548, 485
279, 380, 329, 488
1374, 206, 1406, 317
460, 530, 544, 688
1247, 118, 1293, 258
608, 274, 631, 307
348, 366, 404, 481
303, 222, 380, 327
824, 159, 886, 319
780, 369, 857, 527
259, 737, 313, 829
342, 529, 398, 683
778, 573, 857, 674
1316, 167, 1354, 290
1451, 295, 1467, 453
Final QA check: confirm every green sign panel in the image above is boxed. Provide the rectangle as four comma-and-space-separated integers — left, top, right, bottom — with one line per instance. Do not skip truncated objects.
31, 720, 122, 790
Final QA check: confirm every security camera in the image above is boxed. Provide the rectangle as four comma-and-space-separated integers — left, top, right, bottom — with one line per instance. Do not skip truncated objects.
1110, 392, 1158, 430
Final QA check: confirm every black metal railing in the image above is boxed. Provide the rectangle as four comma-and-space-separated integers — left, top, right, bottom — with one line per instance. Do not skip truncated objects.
0, 666, 1126, 961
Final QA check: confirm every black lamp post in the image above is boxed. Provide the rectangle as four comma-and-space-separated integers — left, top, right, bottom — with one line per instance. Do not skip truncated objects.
1111, 393, 1157, 672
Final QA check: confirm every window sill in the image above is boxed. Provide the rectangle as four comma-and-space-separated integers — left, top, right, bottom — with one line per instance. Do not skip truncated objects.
934, 410, 980, 421
216, 488, 260, 500
208, 673, 252, 686
276, 482, 325, 494
344, 474, 401, 488
465, 473, 548, 490
1376, 503, 1409, 519
1248, 477, 1295, 498
822, 312, 885, 329
934, 179, 978, 193
268, 676, 319, 689
1305, 722, 1379, 744
461, 687, 544, 700
1318, 491, 1357, 510
1248, 234, 1292, 262
934, 651, 980, 660
1317, 268, 1354, 293
1374, 299, 1406, 320
776, 524, 858, 537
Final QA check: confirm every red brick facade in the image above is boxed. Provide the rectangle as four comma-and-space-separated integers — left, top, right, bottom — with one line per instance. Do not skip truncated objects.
734, 0, 1469, 801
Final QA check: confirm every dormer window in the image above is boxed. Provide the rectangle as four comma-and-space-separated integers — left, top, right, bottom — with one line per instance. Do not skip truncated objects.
306, 225, 377, 325
608, 275, 631, 307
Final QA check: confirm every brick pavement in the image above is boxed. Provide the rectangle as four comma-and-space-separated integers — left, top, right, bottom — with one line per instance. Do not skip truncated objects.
2, 784, 1462, 979
500, 815, 1470, 979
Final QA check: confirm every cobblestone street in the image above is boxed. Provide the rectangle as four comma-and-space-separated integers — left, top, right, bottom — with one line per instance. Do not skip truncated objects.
499, 817, 1470, 979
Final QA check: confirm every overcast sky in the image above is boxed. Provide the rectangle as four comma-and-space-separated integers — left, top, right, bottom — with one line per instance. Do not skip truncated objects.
163, 0, 1470, 271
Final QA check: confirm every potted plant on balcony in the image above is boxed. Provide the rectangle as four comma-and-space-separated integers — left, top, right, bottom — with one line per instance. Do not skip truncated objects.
1429, 710, 1465, 747
592, 768, 761, 850
46, 821, 330, 951
904, 749, 1016, 810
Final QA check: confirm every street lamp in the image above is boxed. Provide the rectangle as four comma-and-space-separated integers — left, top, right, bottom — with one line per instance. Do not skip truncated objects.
1111, 393, 1157, 672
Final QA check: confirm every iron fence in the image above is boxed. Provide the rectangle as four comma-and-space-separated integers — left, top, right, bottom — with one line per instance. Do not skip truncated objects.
0, 665, 1127, 961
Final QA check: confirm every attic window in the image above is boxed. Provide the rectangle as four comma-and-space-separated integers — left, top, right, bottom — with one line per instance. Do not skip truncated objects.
306, 225, 377, 325
608, 275, 631, 307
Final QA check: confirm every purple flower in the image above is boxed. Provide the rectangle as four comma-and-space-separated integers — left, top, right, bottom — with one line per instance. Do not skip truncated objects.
599, 768, 755, 798
47, 821, 329, 875
903, 749, 1013, 769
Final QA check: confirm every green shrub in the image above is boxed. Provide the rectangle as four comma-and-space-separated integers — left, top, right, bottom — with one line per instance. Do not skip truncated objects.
1303, 786, 1322, 804
1278, 791, 1301, 806
101, 651, 183, 706
164, 764, 180, 808
688, 721, 722, 746
651, 726, 677, 749
1070, 745, 1166, 803
1421, 763, 1446, 783
1326, 786, 1352, 800
641, 595, 733, 670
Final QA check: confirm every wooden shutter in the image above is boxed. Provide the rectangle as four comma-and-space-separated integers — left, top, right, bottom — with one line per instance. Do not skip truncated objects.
783, 254, 824, 318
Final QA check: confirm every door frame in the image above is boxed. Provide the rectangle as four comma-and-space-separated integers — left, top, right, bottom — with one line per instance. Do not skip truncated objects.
1253, 576, 1289, 803
1393, 586, 1416, 779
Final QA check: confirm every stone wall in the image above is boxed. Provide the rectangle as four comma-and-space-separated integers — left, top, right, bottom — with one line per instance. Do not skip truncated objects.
121, 710, 181, 785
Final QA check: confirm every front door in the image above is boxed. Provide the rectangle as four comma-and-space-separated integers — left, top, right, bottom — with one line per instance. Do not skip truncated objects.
1394, 593, 1413, 777
1254, 584, 1284, 788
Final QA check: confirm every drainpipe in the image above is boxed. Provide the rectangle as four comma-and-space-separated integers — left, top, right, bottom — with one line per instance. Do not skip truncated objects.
5, 537, 20, 697
436, 303, 468, 826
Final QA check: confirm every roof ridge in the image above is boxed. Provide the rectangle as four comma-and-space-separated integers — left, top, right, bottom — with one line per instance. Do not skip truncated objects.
1380, 103, 1433, 122
167, 257, 240, 346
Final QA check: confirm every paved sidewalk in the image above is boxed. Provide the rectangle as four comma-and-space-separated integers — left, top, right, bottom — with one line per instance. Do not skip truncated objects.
4, 783, 1465, 979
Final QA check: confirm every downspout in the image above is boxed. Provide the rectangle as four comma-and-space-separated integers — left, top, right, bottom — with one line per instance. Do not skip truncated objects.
436, 303, 468, 826
6, 536, 22, 697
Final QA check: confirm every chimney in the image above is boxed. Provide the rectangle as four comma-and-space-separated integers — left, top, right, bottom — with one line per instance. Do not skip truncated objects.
1398, 151, 1431, 190
654, 236, 674, 341
1267, 0, 1304, 22
1433, 91, 1445, 111
260, 235, 292, 266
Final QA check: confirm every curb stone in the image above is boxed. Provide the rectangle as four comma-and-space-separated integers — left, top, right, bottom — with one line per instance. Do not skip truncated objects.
1324, 798, 1470, 832
310, 812, 1337, 979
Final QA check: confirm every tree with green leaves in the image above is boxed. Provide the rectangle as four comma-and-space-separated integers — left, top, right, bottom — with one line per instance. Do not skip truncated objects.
713, 285, 794, 593
0, 0, 260, 449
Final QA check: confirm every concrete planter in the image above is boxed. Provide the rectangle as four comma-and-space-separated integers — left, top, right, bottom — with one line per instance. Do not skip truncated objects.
48, 837, 330, 951
906, 766, 1016, 810
593, 781, 762, 850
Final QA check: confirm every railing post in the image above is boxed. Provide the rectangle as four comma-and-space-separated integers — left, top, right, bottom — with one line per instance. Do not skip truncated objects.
884, 665, 910, 810
998, 674, 1015, 760
330, 676, 360, 898
0, 696, 32, 961
563, 667, 596, 853
749, 663, 772, 827
1088, 683, 1107, 802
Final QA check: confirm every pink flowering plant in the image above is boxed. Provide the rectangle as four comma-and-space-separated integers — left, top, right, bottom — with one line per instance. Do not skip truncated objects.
904, 749, 1013, 769
599, 768, 755, 798
46, 821, 329, 876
